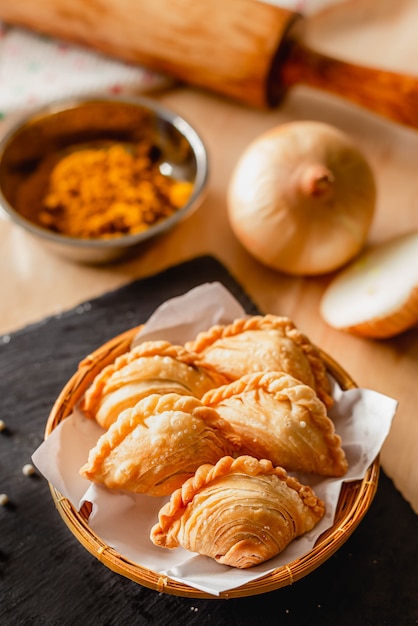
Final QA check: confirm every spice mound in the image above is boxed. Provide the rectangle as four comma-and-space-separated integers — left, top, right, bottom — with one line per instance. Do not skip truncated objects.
36, 142, 194, 239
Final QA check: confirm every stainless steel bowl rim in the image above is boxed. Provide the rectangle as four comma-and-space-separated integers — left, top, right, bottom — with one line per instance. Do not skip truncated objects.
0, 94, 209, 249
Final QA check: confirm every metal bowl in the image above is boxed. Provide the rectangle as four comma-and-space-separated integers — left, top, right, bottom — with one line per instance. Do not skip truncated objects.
0, 95, 208, 264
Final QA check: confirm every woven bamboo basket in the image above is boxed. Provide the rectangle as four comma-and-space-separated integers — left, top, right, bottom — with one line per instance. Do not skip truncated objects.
45, 325, 379, 599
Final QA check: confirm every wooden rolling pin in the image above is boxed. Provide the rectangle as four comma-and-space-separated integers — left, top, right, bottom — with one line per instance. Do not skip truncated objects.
2, 0, 418, 128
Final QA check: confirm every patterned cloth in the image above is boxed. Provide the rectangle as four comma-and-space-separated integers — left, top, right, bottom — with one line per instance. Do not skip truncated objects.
0, 23, 167, 119
0, 0, 343, 118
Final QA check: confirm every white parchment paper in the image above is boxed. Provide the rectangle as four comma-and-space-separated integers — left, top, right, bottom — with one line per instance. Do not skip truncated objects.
32, 282, 398, 596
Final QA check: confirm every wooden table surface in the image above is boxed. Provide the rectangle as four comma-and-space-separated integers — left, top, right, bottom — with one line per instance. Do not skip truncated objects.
1, 0, 417, 513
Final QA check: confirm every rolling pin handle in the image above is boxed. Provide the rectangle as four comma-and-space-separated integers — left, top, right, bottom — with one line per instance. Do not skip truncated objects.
278, 41, 418, 130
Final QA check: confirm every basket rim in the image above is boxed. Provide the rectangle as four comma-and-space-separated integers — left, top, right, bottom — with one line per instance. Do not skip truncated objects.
45, 325, 379, 599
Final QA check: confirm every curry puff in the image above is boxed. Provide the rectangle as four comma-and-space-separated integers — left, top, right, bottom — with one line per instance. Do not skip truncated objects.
150, 455, 325, 569
81, 340, 228, 429
185, 314, 333, 409
79, 393, 239, 497
202, 371, 348, 477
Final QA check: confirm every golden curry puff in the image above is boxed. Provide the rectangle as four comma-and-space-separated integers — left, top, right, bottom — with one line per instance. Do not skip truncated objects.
150, 455, 325, 569
185, 314, 333, 409
81, 340, 228, 429
79, 393, 239, 496
202, 371, 348, 477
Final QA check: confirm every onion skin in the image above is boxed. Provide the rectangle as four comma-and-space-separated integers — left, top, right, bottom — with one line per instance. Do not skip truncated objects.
227, 121, 376, 276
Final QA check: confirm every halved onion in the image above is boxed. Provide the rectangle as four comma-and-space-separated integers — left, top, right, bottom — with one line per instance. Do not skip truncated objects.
320, 231, 418, 338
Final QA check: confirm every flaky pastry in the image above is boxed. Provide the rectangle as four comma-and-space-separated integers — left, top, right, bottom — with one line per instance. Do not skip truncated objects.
150, 455, 325, 568
81, 340, 228, 429
79, 393, 239, 496
202, 371, 348, 477
185, 314, 333, 409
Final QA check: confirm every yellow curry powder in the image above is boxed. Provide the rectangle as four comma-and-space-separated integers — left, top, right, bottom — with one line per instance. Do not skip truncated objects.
38, 142, 194, 239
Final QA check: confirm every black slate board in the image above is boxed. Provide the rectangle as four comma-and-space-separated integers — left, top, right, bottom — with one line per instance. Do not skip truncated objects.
1, 255, 417, 626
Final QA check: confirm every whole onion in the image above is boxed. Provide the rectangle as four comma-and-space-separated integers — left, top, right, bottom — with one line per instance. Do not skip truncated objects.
227, 121, 376, 276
